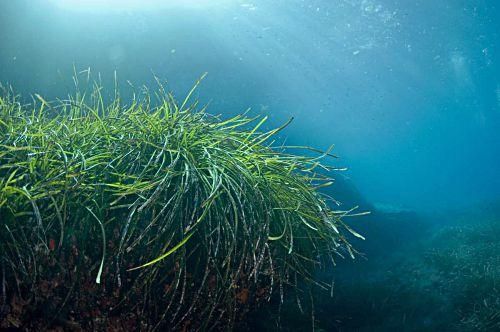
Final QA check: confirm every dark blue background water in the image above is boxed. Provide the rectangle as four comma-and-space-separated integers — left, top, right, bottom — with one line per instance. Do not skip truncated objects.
1, 0, 499, 212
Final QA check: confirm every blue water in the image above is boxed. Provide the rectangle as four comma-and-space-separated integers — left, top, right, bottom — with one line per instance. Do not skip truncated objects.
1, 1, 499, 330
1, 1, 499, 213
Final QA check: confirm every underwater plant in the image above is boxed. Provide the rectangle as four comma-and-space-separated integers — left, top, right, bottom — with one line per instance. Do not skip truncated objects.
0, 74, 360, 330
425, 217, 500, 331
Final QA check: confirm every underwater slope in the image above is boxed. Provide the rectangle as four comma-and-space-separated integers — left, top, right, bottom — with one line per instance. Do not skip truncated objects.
247, 202, 500, 331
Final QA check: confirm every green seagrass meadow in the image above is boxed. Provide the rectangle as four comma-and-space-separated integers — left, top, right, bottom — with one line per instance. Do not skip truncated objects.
0, 75, 362, 330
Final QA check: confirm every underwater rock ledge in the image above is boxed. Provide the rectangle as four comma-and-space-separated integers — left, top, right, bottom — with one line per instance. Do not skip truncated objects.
0, 80, 360, 330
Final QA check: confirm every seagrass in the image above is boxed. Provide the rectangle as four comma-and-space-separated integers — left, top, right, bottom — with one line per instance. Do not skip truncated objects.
0, 75, 361, 330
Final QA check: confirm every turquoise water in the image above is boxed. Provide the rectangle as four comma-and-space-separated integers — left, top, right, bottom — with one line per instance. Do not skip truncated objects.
1, 1, 500, 211
1, 1, 499, 330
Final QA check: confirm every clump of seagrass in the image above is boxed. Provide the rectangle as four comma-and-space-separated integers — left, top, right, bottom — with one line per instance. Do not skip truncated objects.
0, 76, 361, 330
